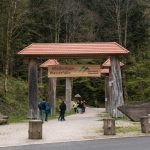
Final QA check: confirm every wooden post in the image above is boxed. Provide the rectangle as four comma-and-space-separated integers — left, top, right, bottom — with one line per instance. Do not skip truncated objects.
140, 116, 150, 133
48, 78, 57, 115
108, 72, 112, 115
105, 76, 110, 113
110, 56, 124, 118
28, 120, 42, 139
103, 118, 116, 135
28, 59, 38, 119
65, 77, 72, 112
39, 68, 43, 85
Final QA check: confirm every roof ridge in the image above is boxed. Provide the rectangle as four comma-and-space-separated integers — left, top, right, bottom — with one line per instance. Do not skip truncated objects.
30, 42, 117, 45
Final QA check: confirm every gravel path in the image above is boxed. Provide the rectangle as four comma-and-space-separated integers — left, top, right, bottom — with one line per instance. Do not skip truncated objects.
0, 107, 142, 147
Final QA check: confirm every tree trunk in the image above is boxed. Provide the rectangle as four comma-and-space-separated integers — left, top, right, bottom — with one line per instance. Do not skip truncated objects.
116, 0, 122, 45
124, 0, 129, 47
122, 71, 128, 102
48, 78, 57, 115
28, 59, 38, 119
5, 13, 11, 92
39, 68, 43, 85
4, 0, 17, 94
4, 4, 11, 94
65, 78, 72, 112
110, 56, 124, 118
4, 59, 9, 94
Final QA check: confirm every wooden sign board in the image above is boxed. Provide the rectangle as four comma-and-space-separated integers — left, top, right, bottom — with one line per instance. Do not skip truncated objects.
48, 65, 101, 77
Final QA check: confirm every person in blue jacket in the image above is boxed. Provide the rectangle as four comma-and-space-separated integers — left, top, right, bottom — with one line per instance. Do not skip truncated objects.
45, 102, 51, 121
38, 99, 46, 123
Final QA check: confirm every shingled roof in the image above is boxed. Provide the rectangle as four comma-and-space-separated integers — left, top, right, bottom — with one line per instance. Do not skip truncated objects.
40, 59, 59, 68
102, 58, 124, 68
18, 42, 129, 58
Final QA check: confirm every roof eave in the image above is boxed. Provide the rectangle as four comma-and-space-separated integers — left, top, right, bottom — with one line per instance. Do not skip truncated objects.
17, 53, 129, 58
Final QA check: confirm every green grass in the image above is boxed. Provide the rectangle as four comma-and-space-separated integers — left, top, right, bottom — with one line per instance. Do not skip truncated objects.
97, 124, 141, 134
98, 112, 111, 120
9, 114, 28, 123
8, 110, 75, 123
116, 125, 141, 134
98, 112, 129, 121
0, 73, 28, 123
115, 115, 129, 121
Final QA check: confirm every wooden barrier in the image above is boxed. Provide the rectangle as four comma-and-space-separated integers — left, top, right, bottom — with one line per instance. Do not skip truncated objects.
140, 116, 150, 133
0, 115, 8, 125
103, 118, 116, 135
28, 120, 42, 139
118, 103, 150, 122
0, 119, 8, 125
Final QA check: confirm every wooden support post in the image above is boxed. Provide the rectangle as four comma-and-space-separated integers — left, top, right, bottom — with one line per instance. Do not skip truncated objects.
140, 116, 150, 133
28, 120, 42, 139
65, 78, 72, 112
105, 76, 110, 113
110, 56, 124, 118
103, 118, 116, 135
39, 68, 43, 85
48, 78, 57, 115
108, 73, 112, 115
28, 59, 38, 119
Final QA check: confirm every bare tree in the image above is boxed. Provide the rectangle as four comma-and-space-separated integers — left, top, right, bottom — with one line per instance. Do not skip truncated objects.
5, 0, 17, 93
101, 0, 132, 46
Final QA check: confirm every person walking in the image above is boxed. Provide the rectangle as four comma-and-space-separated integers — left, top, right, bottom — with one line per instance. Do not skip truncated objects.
77, 100, 82, 113
45, 102, 51, 121
38, 99, 46, 123
58, 100, 66, 121
72, 100, 78, 113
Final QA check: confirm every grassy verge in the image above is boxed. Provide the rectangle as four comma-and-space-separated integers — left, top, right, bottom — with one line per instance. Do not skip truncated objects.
116, 125, 141, 134
98, 112, 111, 120
9, 114, 28, 123
98, 112, 129, 121
9, 110, 75, 123
97, 111, 142, 135
97, 122, 141, 134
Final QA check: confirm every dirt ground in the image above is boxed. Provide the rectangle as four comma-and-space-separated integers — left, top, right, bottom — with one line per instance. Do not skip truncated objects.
0, 107, 146, 147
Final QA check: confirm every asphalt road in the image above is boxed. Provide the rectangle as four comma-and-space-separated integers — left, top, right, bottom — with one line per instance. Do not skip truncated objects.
0, 136, 150, 150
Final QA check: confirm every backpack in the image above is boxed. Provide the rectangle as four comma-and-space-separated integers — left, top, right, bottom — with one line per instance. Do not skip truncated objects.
45, 105, 50, 113
38, 101, 46, 110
